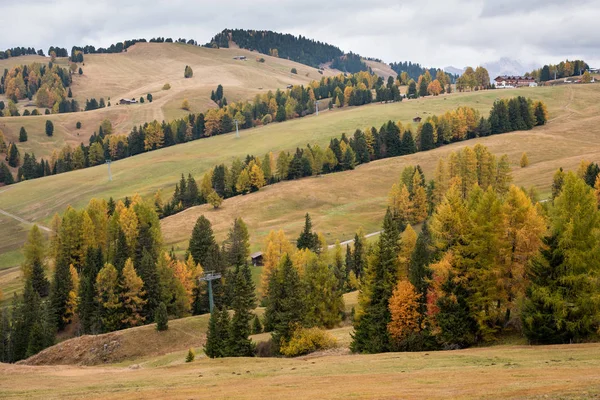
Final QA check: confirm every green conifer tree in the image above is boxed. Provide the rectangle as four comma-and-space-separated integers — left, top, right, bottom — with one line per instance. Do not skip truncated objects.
155, 302, 169, 331
264, 255, 305, 353
226, 264, 256, 356
351, 208, 400, 353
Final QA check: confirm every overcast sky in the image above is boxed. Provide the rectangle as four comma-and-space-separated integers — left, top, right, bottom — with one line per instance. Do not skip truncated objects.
1, 0, 598, 69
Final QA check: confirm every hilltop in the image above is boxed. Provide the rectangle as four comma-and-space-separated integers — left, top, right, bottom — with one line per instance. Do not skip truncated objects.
0, 42, 335, 160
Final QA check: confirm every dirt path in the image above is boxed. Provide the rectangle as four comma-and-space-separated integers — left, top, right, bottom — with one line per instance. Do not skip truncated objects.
328, 231, 381, 249
0, 208, 52, 232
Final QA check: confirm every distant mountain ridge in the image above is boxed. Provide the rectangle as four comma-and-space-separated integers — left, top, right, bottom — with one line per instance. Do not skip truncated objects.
446, 58, 540, 82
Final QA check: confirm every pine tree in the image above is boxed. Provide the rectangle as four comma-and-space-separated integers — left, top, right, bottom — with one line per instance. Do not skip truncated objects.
19, 127, 27, 142
8, 142, 20, 167
409, 222, 433, 317
49, 255, 73, 331
420, 122, 435, 151
78, 247, 103, 334
297, 213, 319, 253
137, 249, 161, 321
264, 255, 305, 352
204, 307, 230, 358
185, 348, 195, 362
226, 264, 256, 356
30, 258, 50, 298
45, 120, 54, 137
155, 301, 168, 331
351, 208, 400, 353
0, 162, 14, 185
436, 273, 478, 348
400, 130, 417, 155
252, 314, 263, 334
223, 218, 250, 267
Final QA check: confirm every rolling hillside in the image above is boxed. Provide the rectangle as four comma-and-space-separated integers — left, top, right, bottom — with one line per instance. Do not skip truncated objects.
1, 83, 597, 304
0, 42, 336, 160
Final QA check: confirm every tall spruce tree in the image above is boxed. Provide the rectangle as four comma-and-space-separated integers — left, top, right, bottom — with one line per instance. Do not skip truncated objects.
223, 218, 250, 267
296, 213, 319, 253
264, 255, 305, 352
136, 249, 161, 322
78, 247, 103, 334
409, 222, 434, 317
49, 254, 73, 331
204, 307, 230, 358
351, 208, 400, 353
226, 264, 256, 356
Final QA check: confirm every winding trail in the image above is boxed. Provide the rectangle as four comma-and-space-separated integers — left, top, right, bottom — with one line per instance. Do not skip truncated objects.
328, 231, 382, 249
0, 208, 52, 232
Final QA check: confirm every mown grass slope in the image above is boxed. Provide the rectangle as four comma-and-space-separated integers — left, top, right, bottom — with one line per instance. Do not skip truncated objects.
0, 42, 335, 160
2, 343, 599, 399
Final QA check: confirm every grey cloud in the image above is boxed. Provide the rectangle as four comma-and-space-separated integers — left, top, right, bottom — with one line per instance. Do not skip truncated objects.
0, 0, 598, 70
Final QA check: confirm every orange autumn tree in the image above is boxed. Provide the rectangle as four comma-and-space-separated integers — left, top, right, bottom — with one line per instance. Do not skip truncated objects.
387, 280, 422, 342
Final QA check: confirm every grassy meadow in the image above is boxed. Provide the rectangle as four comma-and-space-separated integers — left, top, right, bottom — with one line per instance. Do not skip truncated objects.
1, 343, 599, 399
0, 42, 336, 160
1, 84, 598, 300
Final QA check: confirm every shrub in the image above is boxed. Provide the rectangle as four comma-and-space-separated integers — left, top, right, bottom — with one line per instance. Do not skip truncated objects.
207, 191, 223, 208
290, 68, 297, 74
162, 83, 171, 90
181, 98, 190, 111
155, 302, 168, 331
78, 67, 83, 75
31, 109, 39, 115
254, 339, 274, 357
76, 121, 82, 129
185, 348, 195, 362
184, 65, 193, 78
147, 93, 153, 103
19, 127, 27, 142
261, 114, 273, 125
520, 152, 529, 168
23, 109, 30, 116
139, 97, 145, 104
257, 57, 265, 63
279, 327, 337, 357
45, 109, 50, 115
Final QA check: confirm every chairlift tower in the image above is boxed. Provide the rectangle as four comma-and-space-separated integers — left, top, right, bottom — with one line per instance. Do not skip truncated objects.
198, 271, 222, 313
234, 119, 240, 138
315, 100, 320, 116
105, 159, 112, 182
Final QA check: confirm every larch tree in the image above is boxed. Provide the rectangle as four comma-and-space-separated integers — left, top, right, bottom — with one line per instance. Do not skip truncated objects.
387, 280, 421, 344
260, 230, 294, 297
520, 152, 529, 168
121, 258, 147, 328
95, 263, 122, 332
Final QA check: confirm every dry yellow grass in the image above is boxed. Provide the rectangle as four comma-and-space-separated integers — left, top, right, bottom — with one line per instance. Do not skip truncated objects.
1, 343, 599, 399
0, 42, 336, 159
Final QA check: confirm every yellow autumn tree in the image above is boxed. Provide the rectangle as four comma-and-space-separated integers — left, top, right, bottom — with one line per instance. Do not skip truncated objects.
81, 211, 96, 254
121, 258, 146, 327
387, 280, 421, 341
144, 120, 164, 151
388, 183, 413, 225
397, 225, 417, 280
291, 248, 317, 277
119, 206, 139, 250
65, 264, 80, 324
520, 152, 529, 168
248, 162, 266, 191
427, 79, 443, 96
260, 230, 294, 296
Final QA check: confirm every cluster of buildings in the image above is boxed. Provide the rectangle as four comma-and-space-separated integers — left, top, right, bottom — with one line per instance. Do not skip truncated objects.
494, 75, 537, 88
